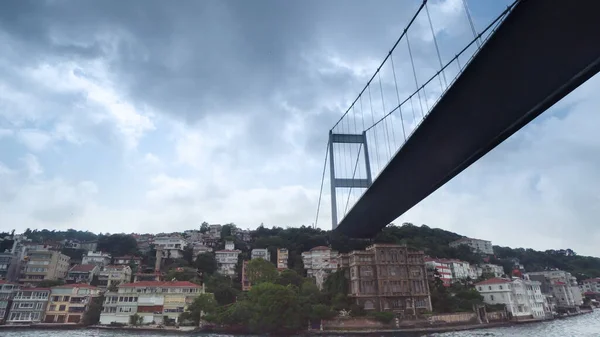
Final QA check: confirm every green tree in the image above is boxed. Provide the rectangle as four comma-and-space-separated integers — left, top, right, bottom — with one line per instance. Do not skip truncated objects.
179, 293, 217, 325
97, 234, 139, 257
107, 281, 120, 293
200, 222, 209, 233
205, 274, 238, 306
81, 295, 104, 326
165, 267, 198, 282
245, 282, 303, 333
277, 269, 304, 288
310, 304, 336, 320
194, 253, 218, 275
246, 258, 278, 285
129, 313, 143, 326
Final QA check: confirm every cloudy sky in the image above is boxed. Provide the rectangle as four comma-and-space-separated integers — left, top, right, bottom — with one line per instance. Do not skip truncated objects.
1, 0, 598, 256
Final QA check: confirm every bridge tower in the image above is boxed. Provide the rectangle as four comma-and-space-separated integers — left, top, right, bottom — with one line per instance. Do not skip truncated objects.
329, 130, 372, 229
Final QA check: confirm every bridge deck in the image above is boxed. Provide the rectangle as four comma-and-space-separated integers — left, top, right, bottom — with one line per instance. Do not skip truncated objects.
336, 0, 600, 237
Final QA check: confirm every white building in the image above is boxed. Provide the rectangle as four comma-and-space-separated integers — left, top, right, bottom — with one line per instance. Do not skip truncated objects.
581, 277, 600, 294
424, 258, 453, 287
301, 246, 339, 289
215, 241, 241, 277
192, 243, 212, 260
98, 265, 132, 289
476, 277, 549, 320
153, 236, 187, 259
481, 264, 505, 278
277, 248, 288, 270
81, 251, 112, 267
528, 270, 583, 307
469, 265, 483, 280
447, 259, 471, 281
251, 248, 271, 261
449, 237, 494, 255
99, 281, 203, 325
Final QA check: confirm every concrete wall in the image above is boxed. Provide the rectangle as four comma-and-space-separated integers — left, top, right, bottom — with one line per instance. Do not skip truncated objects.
486, 311, 507, 322
429, 312, 477, 323
99, 314, 129, 325
322, 317, 387, 330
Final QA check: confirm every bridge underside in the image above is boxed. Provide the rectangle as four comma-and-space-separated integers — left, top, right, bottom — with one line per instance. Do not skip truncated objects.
336, 0, 600, 237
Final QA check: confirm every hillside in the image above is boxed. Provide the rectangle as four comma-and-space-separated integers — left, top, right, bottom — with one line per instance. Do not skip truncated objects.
3, 223, 600, 281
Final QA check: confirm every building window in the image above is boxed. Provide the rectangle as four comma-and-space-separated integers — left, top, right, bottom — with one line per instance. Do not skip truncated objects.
499, 286, 503, 290
490, 295, 494, 301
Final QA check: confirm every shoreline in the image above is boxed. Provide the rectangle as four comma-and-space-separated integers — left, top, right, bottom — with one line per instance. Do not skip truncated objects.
0, 310, 593, 335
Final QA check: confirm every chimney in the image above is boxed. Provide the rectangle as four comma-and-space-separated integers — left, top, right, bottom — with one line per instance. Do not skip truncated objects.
155, 248, 163, 272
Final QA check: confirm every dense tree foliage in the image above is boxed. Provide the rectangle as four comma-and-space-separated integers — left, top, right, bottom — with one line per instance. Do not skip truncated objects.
97, 234, 139, 257
194, 253, 218, 275
82, 295, 104, 326
245, 258, 279, 285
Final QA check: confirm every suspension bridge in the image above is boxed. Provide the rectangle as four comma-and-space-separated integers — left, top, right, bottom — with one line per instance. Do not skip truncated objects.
315, 0, 600, 237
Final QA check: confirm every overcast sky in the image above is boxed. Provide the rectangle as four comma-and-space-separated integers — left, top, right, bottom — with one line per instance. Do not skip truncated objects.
1, 0, 599, 256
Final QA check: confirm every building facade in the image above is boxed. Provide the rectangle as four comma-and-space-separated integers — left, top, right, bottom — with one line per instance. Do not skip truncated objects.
99, 281, 203, 325
251, 248, 271, 262
98, 265, 132, 288
277, 248, 289, 270
7, 288, 50, 323
581, 277, 600, 294
81, 251, 111, 267
424, 258, 452, 287
476, 277, 550, 320
481, 264, 505, 278
528, 270, 582, 309
0, 281, 19, 322
20, 250, 70, 285
449, 238, 494, 255
44, 284, 101, 323
215, 241, 241, 277
153, 236, 187, 259
340, 244, 432, 315
301, 246, 339, 290
0, 253, 14, 280
67, 264, 100, 284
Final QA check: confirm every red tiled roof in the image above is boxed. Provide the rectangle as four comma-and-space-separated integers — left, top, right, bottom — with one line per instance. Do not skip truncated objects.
53, 283, 98, 289
69, 264, 98, 272
310, 246, 330, 251
475, 278, 511, 286
119, 281, 200, 288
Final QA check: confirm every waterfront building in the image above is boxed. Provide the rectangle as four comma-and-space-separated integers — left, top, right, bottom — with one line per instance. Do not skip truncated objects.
340, 244, 432, 314
0, 253, 14, 280
44, 284, 101, 323
302, 246, 339, 290
581, 277, 600, 295
81, 251, 111, 267
215, 241, 240, 277
0, 281, 19, 323
7, 287, 50, 323
19, 250, 70, 286
528, 270, 583, 308
476, 276, 549, 320
99, 281, 203, 325
66, 264, 99, 284
277, 248, 289, 270
449, 237, 494, 255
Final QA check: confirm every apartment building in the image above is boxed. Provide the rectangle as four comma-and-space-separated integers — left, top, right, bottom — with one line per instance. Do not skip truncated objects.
449, 237, 494, 255
481, 264, 505, 278
208, 224, 222, 238
277, 248, 289, 270
20, 250, 70, 285
0, 281, 19, 322
98, 265, 132, 288
153, 236, 187, 259
251, 248, 271, 262
67, 264, 100, 284
424, 258, 452, 287
192, 243, 212, 260
0, 253, 14, 280
7, 287, 50, 323
476, 277, 550, 320
215, 241, 241, 277
580, 277, 600, 294
44, 284, 101, 323
528, 270, 582, 308
99, 281, 203, 325
81, 251, 111, 267
340, 244, 432, 314
301, 246, 339, 289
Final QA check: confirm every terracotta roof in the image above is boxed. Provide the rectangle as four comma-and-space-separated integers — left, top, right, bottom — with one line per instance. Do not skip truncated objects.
53, 283, 98, 289
475, 278, 511, 286
119, 281, 200, 288
310, 246, 331, 251
69, 264, 98, 272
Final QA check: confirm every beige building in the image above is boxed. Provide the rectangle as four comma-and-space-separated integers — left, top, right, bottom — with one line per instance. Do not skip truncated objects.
277, 248, 288, 270
45, 284, 101, 323
19, 250, 70, 285
340, 244, 432, 315
449, 237, 493, 255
